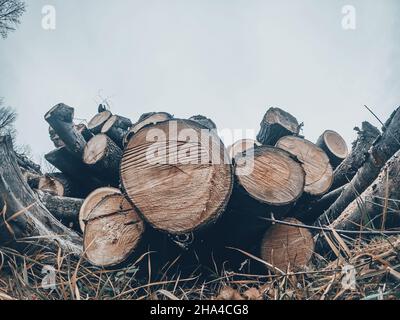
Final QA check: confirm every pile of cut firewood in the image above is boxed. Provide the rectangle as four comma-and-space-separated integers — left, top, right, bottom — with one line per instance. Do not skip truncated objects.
1, 103, 399, 272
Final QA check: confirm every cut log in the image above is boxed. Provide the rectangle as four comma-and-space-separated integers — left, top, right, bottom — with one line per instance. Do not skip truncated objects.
87, 110, 112, 134
123, 112, 173, 146
316, 130, 349, 169
49, 126, 65, 148
276, 136, 333, 196
189, 115, 217, 130
21, 168, 41, 190
83, 193, 144, 267
330, 122, 380, 191
101, 114, 132, 148
121, 119, 233, 234
256, 107, 301, 146
44, 103, 87, 156
75, 123, 94, 142
83, 134, 123, 185
79, 187, 120, 232
294, 184, 348, 224
37, 172, 79, 198
45, 147, 104, 193
260, 218, 314, 271
317, 107, 400, 226
36, 190, 83, 230
227, 139, 261, 160
0, 135, 82, 255
235, 146, 305, 206
16, 152, 42, 175
326, 150, 400, 232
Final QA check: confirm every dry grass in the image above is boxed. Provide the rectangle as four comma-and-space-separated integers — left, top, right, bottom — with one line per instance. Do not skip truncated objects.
1, 235, 400, 300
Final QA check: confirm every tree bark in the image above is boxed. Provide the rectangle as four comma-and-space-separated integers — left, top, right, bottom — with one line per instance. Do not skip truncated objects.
316, 130, 349, 169
121, 119, 233, 235
294, 184, 348, 224
83, 134, 123, 186
330, 122, 380, 191
189, 115, 217, 130
0, 135, 82, 255
316, 107, 400, 226
257, 107, 301, 146
276, 136, 333, 196
45, 147, 105, 194
36, 190, 83, 231
227, 139, 261, 160
83, 193, 144, 267
75, 123, 94, 142
101, 114, 132, 148
44, 103, 87, 156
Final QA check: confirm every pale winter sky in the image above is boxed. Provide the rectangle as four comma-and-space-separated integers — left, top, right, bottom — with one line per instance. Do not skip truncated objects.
0, 0, 399, 163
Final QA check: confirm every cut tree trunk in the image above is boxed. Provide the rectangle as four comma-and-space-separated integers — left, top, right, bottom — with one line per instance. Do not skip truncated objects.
330, 122, 380, 191
316, 107, 400, 226
36, 190, 83, 231
316, 130, 349, 169
49, 125, 65, 148
227, 139, 261, 160
101, 114, 132, 148
256, 107, 301, 146
79, 187, 120, 232
189, 115, 217, 130
38, 172, 79, 197
87, 110, 112, 134
44, 103, 87, 156
83, 134, 123, 185
123, 112, 173, 146
260, 218, 314, 271
0, 135, 82, 255
276, 136, 333, 196
83, 193, 144, 267
45, 147, 104, 194
120, 119, 233, 235
235, 146, 305, 206
294, 184, 348, 224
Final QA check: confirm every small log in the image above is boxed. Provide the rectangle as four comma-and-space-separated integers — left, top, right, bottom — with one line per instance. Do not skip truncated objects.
123, 112, 173, 146
317, 107, 400, 225
316, 130, 349, 169
83, 134, 123, 185
0, 135, 81, 255
49, 126, 65, 148
37, 172, 79, 197
189, 115, 217, 130
260, 218, 314, 271
16, 152, 42, 175
121, 119, 233, 234
44, 103, 87, 155
330, 122, 380, 191
45, 147, 104, 194
36, 190, 83, 231
83, 193, 144, 267
101, 115, 132, 148
79, 187, 120, 232
256, 107, 301, 146
276, 136, 333, 196
227, 139, 261, 160
21, 168, 41, 189
87, 110, 113, 134
294, 184, 348, 224
235, 146, 305, 206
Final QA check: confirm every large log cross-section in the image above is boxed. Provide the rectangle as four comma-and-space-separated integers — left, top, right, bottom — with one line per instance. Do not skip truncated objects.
0, 135, 82, 255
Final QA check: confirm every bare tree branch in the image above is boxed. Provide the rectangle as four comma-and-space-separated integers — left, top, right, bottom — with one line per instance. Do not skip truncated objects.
0, 0, 25, 38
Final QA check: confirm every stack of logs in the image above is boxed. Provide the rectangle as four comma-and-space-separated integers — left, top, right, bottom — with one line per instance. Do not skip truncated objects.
1, 102, 400, 273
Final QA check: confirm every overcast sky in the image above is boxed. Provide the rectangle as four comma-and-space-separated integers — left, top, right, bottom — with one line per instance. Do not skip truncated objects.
1, 0, 399, 162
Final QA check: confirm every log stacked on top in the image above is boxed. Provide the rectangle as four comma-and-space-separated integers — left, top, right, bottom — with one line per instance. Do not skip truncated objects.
4, 102, 400, 274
